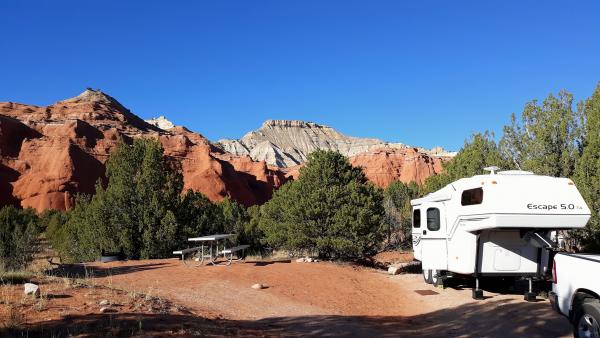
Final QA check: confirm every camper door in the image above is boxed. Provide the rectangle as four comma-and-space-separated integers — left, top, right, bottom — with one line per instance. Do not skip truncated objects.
411, 208, 423, 261
420, 203, 448, 270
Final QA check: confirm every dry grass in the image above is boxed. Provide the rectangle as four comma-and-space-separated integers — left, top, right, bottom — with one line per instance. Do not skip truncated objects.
4, 304, 25, 330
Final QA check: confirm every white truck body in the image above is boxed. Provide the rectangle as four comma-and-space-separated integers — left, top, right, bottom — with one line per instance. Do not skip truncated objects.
411, 169, 591, 277
550, 253, 600, 337
551, 253, 600, 317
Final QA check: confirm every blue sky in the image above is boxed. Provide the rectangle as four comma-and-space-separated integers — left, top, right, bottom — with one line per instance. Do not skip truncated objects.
1, 1, 599, 150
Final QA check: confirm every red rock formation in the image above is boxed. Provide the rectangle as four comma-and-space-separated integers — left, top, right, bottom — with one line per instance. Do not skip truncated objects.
0, 90, 286, 212
349, 147, 446, 188
282, 147, 448, 189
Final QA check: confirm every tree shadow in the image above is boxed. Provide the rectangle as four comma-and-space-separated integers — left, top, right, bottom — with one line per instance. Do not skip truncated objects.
2, 298, 572, 337
45, 262, 171, 279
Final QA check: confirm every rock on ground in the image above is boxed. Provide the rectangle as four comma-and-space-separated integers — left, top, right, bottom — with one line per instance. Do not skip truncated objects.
24, 283, 40, 296
251, 283, 268, 290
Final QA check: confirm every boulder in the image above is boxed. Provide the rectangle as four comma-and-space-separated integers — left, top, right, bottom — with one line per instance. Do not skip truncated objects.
24, 283, 40, 297
251, 283, 268, 290
387, 266, 401, 275
99, 306, 116, 313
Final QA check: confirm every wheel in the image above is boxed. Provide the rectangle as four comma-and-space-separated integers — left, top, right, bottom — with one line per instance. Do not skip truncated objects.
431, 270, 444, 286
422, 269, 433, 284
573, 301, 600, 338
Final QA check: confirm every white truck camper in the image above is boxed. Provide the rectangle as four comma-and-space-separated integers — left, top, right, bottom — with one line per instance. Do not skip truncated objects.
411, 167, 591, 300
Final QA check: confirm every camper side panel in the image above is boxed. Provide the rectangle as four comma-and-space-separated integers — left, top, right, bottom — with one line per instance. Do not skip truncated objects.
478, 230, 539, 275
446, 228, 477, 274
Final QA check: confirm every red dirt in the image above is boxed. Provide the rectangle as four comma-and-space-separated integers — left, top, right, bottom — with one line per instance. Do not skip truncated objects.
2, 259, 574, 337
371, 251, 414, 266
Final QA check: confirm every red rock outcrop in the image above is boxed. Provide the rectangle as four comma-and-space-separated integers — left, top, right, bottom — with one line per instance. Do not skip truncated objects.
0, 90, 287, 212
282, 147, 448, 189
349, 147, 446, 188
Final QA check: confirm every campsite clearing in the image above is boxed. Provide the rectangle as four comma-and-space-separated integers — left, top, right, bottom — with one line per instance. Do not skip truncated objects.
1, 255, 573, 337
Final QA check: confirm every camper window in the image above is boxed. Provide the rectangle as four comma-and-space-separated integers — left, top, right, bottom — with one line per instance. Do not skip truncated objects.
427, 208, 440, 231
461, 188, 483, 206
413, 209, 421, 228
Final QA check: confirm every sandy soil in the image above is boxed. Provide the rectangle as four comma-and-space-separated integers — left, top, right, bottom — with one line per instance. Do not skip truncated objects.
1, 256, 573, 337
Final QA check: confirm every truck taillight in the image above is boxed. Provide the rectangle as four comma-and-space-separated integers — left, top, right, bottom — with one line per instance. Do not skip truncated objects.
552, 259, 557, 284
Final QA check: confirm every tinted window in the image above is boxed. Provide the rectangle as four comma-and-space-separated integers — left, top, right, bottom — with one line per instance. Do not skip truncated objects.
427, 208, 440, 231
461, 188, 483, 206
412, 209, 421, 228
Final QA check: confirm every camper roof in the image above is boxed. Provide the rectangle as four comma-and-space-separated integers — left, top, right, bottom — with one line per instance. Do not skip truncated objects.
411, 185, 454, 206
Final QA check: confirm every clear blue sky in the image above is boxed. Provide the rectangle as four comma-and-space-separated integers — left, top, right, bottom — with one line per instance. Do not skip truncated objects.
1, 1, 599, 150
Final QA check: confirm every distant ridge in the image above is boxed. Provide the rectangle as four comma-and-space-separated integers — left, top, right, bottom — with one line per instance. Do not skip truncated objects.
218, 119, 454, 167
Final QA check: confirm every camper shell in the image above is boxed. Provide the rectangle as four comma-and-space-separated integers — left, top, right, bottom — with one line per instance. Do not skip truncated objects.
411, 169, 590, 292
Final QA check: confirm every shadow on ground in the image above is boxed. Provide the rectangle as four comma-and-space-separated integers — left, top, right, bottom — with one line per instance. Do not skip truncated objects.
45, 262, 171, 279
2, 298, 572, 337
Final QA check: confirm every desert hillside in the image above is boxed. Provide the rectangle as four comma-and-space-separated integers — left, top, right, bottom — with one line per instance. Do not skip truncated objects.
0, 89, 451, 212
0, 89, 287, 211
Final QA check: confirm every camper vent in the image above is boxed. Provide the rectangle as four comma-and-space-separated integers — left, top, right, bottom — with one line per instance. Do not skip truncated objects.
483, 166, 499, 175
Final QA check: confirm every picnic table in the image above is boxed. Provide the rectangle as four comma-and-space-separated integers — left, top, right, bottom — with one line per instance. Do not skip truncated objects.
172, 234, 249, 266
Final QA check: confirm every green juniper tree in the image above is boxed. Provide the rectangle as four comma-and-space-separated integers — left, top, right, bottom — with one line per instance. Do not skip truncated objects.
58, 139, 184, 261
383, 181, 419, 249
259, 150, 385, 259
574, 82, 600, 251
423, 131, 507, 194
0, 206, 39, 270
500, 90, 583, 177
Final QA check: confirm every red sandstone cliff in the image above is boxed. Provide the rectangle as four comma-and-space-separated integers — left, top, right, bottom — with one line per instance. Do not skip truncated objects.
282, 147, 447, 189
0, 89, 451, 212
0, 89, 286, 211
348, 147, 446, 187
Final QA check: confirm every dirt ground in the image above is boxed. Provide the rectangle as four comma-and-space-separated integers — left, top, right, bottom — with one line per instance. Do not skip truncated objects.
1, 254, 574, 337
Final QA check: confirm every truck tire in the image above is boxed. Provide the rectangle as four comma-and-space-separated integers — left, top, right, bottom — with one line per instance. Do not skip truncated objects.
422, 269, 433, 284
573, 301, 600, 338
431, 270, 444, 286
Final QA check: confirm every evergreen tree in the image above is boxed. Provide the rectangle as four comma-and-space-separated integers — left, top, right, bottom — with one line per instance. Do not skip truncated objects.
574, 82, 600, 251
177, 189, 224, 241
219, 198, 249, 244
500, 90, 583, 177
259, 150, 385, 259
0, 206, 39, 270
61, 139, 184, 261
383, 181, 419, 249
423, 132, 506, 194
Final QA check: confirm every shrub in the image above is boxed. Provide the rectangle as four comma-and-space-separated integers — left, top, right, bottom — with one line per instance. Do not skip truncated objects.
0, 206, 39, 270
383, 181, 419, 250
259, 150, 385, 259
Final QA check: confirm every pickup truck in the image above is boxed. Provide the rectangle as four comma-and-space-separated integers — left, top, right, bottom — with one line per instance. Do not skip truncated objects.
550, 253, 600, 338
